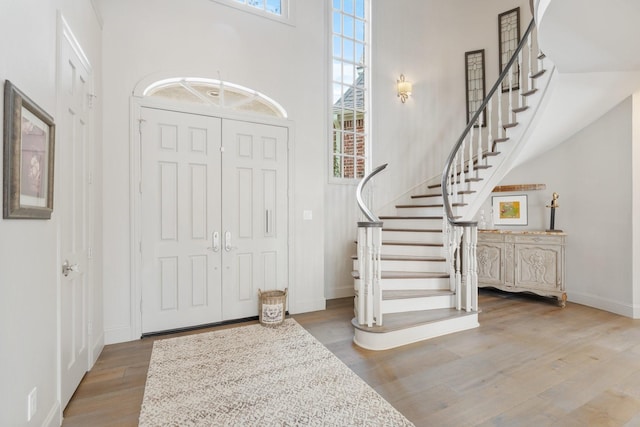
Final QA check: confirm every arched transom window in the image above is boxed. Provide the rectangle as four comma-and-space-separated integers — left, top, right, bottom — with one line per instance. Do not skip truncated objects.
142, 77, 287, 118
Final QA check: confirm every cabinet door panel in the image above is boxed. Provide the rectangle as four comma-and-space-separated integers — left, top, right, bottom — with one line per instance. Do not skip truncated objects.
477, 243, 504, 286
515, 244, 561, 290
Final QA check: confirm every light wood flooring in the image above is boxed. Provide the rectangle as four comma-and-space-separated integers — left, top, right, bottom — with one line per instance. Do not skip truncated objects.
63, 289, 640, 426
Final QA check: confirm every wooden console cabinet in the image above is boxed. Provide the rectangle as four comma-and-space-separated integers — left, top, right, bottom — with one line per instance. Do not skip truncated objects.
477, 230, 566, 306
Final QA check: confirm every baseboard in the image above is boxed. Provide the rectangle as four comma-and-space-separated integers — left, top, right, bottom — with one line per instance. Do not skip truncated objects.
326, 285, 355, 300
568, 291, 635, 318
104, 325, 135, 345
91, 332, 105, 367
43, 400, 61, 427
290, 297, 325, 314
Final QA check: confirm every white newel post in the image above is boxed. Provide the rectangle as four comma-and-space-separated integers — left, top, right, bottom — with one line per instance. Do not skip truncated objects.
357, 221, 383, 327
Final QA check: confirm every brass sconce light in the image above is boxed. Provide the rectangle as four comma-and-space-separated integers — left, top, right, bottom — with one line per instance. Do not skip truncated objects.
397, 74, 412, 103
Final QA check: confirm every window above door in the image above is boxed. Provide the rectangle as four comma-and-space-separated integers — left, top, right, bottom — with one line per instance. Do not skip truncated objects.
142, 77, 287, 118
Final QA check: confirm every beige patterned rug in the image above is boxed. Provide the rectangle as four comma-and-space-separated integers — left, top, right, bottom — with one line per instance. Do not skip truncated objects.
139, 318, 414, 426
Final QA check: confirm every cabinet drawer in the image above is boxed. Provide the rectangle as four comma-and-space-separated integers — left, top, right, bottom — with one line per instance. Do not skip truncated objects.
477, 232, 505, 243
514, 234, 564, 245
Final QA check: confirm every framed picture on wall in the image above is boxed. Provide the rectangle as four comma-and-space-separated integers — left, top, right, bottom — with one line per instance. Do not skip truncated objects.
499, 7, 521, 92
3, 80, 55, 219
465, 49, 486, 126
492, 194, 527, 226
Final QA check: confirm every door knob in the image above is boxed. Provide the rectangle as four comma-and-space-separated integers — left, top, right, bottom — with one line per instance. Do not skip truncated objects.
62, 260, 79, 277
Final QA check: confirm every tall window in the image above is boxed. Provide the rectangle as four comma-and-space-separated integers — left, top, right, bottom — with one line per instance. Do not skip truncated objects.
331, 0, 369, 179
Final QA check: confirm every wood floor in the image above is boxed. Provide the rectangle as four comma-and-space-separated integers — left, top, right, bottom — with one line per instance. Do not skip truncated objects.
63, 289, 640, 426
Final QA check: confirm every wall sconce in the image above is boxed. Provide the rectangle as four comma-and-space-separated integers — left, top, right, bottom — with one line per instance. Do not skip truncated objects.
397, 74, 412, 103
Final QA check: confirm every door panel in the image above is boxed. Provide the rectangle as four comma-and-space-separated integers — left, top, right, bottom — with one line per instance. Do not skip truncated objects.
141, 108, 222, 333
221, 120, 288, 319
59, 34, 91, 408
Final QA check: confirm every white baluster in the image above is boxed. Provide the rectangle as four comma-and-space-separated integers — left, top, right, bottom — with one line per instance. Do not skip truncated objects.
468, 128, 474, 177
518, 49, 524, 109
477, 113, 483, 165
528, 31, 533, 83
487, 96, 493, 153
356, 226, 365, 324
508, 63, 514, 122
372, 225, 382, 326
365, 227, 373, 327
455, 227, 462, 310
470, 225, 478, 312
464, 227, 472, 312
497, 86, 503, 139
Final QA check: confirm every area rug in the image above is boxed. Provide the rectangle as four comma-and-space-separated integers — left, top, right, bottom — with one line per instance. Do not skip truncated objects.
139, 318, 414, 426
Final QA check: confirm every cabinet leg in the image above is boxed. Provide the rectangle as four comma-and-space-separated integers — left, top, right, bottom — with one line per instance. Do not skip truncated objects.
558, 293, 567, 308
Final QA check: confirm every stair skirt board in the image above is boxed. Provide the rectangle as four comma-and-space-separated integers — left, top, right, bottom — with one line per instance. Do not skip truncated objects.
352, 310, 479, 351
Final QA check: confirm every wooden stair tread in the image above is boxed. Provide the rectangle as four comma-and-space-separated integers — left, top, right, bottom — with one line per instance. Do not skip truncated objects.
531, 69, 546, 79
395, 203, 465, 208
352, 254, 445, 262
521, 88, 537, 97
381, 241, 443, 247
410, 193, 442, 199
352, 271, 449, 279
382, 289, 452, 300
379, 215, 443, 220
503, 122, 519, 129
428, 177, 483, 188
493, 137, 510, 143
382, 228, 442, 233
513, 106, 529, 113
352, 308, 477, 334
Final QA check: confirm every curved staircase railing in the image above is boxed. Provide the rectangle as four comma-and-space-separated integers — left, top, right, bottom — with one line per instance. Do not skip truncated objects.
441, 18, 542, 313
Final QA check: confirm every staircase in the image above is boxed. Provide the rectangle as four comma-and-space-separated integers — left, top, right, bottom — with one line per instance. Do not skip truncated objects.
352, 18, 555, 350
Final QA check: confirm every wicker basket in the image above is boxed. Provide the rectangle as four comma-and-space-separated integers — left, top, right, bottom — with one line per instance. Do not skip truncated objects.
258, 288, 288, 327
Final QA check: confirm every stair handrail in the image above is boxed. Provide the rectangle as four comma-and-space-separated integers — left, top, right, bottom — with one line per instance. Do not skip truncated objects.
441, 18, 536, 226
356, 163, 388, 223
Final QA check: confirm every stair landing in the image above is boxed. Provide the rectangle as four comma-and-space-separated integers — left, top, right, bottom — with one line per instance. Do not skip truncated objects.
352, 308, 479, 350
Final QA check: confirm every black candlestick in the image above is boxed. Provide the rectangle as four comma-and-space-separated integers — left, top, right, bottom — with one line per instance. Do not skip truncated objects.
546, 192, 562, 232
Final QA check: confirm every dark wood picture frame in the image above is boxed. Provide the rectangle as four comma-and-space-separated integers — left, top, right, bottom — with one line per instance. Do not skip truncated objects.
3, 80, 55, 219
499, 7, 521, 92
465, 49, 487, 127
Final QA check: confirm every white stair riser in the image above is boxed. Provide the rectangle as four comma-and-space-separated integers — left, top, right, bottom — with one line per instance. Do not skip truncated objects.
353, 313, 479, 351
396, 206, 444, 216
353, 259, 447, 273
410, 195, 443, 204
382, 294, 454, 314
380, 244, 444, 257
380, 277, 450, 291
381, 218, 442, 229
382, 231, 443, 243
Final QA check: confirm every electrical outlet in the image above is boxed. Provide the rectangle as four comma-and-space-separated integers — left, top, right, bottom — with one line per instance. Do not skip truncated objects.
27, 387, 37, 421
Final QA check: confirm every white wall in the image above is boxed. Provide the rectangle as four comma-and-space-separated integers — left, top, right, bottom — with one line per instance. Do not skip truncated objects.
0, 1, 102, 426
477, 97, 636, 316
100, 0, 327, 343
324, 0, 532, 299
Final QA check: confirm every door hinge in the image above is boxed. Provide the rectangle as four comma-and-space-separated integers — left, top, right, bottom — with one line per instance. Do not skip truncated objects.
138, 118, 146, 134
88, 247, 93, 259
140, 299, 143, 314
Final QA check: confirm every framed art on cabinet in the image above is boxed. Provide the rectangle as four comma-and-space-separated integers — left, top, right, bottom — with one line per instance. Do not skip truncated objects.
465, 49, 486, 126
492, 194, 527, 226
499, 7, 521, 92
3, 80, 55, 219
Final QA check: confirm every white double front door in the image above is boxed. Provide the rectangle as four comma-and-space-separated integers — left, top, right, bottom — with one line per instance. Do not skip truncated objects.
140, 107, 288, 334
